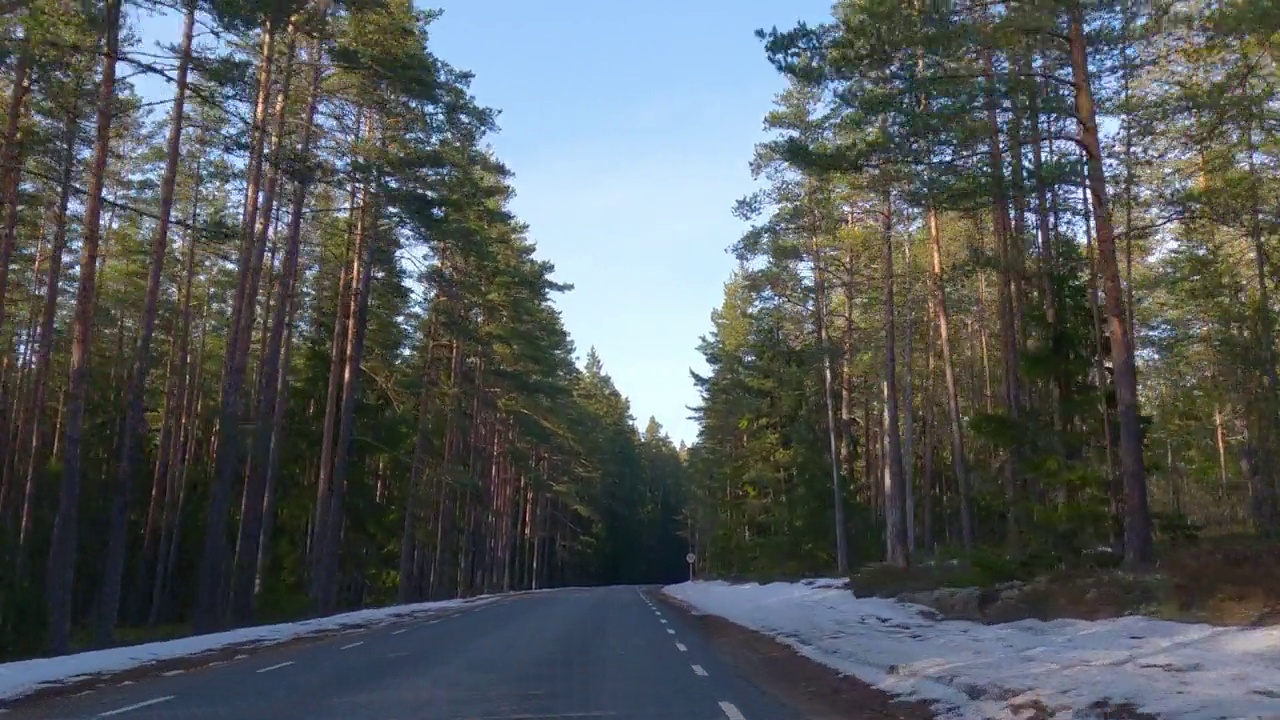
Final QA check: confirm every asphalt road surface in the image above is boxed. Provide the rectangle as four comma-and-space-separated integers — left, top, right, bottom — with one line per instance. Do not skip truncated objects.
5, 586, 801, 720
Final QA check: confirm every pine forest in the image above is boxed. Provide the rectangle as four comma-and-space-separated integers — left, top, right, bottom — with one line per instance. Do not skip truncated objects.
1, 0, 1279, 661
0, 0, 689, 657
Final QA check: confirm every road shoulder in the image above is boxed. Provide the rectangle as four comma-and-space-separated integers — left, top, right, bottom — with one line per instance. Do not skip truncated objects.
657, 591, 936, 720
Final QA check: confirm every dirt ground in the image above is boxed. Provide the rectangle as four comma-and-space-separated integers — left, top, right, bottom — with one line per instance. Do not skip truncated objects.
659, 592, 1174, 720
658, 593, 938, 720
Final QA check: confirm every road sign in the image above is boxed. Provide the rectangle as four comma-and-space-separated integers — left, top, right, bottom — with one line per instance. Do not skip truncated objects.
686, 552, 696, 564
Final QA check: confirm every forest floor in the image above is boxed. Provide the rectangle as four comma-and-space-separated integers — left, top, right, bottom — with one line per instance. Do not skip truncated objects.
850, 534, 1280, 627
665, 573, 1280, 719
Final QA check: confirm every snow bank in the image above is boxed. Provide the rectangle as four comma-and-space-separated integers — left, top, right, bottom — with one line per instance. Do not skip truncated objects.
665, 580, 1280, 719
0, 595, 496, 702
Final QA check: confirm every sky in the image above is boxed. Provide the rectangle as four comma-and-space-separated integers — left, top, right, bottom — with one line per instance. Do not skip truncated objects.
424, 0, 834, 444
134, 0, 836, 444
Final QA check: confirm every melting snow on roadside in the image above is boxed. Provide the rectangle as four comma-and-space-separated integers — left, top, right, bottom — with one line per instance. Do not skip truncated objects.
665, 579, 1280, 719
0, 595, 498, 702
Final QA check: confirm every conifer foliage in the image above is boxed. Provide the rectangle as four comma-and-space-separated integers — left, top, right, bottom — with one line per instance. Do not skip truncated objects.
688, 0, 1280, 578
0, 0, 687, 656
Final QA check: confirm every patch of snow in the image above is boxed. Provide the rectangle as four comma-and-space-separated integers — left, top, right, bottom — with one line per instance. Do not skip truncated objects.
0, 595, 497, 702
664, 579, 1280, 719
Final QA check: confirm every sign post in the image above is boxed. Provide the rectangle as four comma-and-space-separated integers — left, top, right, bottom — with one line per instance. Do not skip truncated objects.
685, 552, 696, 582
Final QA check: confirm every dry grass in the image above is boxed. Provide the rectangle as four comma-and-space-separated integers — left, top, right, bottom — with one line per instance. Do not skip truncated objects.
1148, 534, 1280, 626
854, 534, 1280, 627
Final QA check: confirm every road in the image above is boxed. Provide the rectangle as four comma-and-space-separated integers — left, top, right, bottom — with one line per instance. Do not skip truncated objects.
5, 586, 801, 720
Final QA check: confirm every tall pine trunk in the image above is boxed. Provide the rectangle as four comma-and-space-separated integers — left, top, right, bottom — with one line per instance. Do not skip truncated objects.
194, 19, 278, 632
230, 26, 304, 624
983, 46, 1023, 553
315, 187, 374, 613
0, 50, 31, 343
96, 0, 196, 644
927, 207, 972, 554
1069, 2, 1154, 566
46, 0, 123, 653
16, 98, 78, 576
882, 189, 908, 567
310, 190, 356, 604
809, 233, 849, 574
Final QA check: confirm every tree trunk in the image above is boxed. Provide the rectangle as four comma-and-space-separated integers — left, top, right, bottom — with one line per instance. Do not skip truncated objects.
983, 46, 1023, 554
902, 232, 916, 551
0, 51, 31, 341
1215, 403, 1229, 498
315, 187, 374, 614
16, 99, 78, 576
152, 295, 208, 625
810, 234, 849, 574
145, 151, 201, 623
1028, 54, 1069, 453
230, 26, 305, 625
1245, 125, 1280, 534
398, 379, 432, 603
1069, 2, 1154, 567
95, 0, 196, 645
194, 18, 280, 632
255, 287, 298, 597
927, 207, 973, 554
923, 287, 937, 554
310, 194, 356, 605
882, 189, 909, 567
1083, 168, 1121, 548
840, 247, 858, 498
46, 0, 122, 653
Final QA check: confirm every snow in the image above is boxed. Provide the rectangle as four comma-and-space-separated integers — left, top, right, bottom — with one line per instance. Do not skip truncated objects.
0, 595, 497, 703
665, 579, 1280, 719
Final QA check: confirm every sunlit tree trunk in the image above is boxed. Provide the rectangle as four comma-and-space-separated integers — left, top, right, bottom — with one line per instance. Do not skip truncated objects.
1069, 2, 1154, 566
46, 0, 123, 653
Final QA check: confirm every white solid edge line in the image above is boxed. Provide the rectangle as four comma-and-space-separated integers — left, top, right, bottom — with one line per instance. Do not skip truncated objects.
666, 628, 675, 634
675, 642, 688, 652
719, 700, 747, 720
256, 661, 295, 673
339, 641, 364, 650
392, 628, 409, 635
97, 696, 175, 717
691, 664, 708, 677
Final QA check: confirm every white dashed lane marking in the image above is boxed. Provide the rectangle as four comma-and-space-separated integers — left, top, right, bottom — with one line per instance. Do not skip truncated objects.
660, 619, 668, 624
666, 628, 676, 635
392, 628, 409, 635
691, 664, 708, 677
256, 661, 294, 673
339, 641, 364, 650
719, 700, 747, 720
97, 696, 174, 717
675, 642, 688, 652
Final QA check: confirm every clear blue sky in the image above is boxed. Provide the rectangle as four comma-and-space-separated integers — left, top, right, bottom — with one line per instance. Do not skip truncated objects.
426, 0, 833, 444
135, 0, 835, 444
